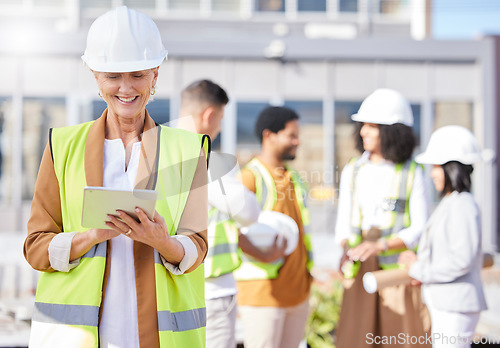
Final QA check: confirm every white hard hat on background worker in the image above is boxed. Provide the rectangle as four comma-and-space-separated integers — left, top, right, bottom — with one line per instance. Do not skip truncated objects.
81, 6, 168, 72
415, 125, 494, 165
351, 88, 414, 126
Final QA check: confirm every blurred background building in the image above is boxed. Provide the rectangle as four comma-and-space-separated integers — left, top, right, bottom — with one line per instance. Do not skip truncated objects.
0, 0, 497, 249
0, 0, 499, 344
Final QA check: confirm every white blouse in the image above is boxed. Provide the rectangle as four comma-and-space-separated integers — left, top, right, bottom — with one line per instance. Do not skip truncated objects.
48, 138, 198, 348
334, 151, 428, 249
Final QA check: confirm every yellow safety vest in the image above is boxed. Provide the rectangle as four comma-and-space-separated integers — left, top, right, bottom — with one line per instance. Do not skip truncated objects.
344, 157, 417, 279
204, 208, 241, 278
234, 158, 313, 281
30, 121, 209, 347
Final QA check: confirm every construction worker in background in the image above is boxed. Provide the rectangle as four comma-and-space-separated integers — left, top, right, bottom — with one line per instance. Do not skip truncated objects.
334, 89, 431, 347
400, 126, 490, 348
235, 106, 314, 348
24, 7, 209, 347
176, 79, 260, 348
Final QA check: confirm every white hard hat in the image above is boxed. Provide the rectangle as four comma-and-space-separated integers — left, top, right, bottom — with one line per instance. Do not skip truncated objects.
416, 125, 494, 165
351, 88, 413, 127
82, 6, 168, 72
240, 211, 299, 256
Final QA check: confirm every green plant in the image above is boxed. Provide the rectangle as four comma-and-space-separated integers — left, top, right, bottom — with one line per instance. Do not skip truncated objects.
306, 279, 343, 348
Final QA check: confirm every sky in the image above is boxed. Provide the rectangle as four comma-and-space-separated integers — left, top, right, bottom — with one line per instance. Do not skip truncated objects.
432, 0, 500, 40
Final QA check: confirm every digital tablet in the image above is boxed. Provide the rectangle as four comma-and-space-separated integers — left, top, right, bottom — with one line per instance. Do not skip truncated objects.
82, 186, 158, 229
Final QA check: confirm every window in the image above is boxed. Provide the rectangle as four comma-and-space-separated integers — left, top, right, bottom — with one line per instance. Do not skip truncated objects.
284, 101, 323, 188
0, 97, 10, 202
284, 100, 322, 124
298, 0, 326, 11
236, 102, 268, 166
123, 0, 155, 9
411, 104, 421, 148
168, 0, 201, 11
92, 100, 107, 120
256, 0, 284, 12
81, 0, 112, 8
212, 0, 241, 12
22, 97, 66, 200
379, 0, 410, 15
433, 102, 472, 131
146, 99, 171, 125
211, 132, 221, 152
334, 101, 361, 184
339, 0, 358, 12
236, 102, 268, 145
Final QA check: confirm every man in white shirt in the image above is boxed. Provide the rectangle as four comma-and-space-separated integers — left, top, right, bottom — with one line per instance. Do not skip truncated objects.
176, 79, 260, 348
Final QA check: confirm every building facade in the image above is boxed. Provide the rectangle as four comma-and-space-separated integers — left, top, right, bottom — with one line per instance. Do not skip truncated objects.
0, 0, 497, 252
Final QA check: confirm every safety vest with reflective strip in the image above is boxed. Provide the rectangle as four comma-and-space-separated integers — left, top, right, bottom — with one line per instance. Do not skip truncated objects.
30, 122, 208, 348
234, 158, 313, 281
204, 208, 241, 278
348, 158, 417, 274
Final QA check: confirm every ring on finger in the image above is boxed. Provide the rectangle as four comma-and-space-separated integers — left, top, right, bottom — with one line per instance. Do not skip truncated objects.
125, 228, 132, 235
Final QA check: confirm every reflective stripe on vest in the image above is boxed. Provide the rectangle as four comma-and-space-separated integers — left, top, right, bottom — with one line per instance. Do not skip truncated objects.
204, 209, 241, 278
234, 158, 313, 281
31, 122, 208, 348
348, 158, 417, 271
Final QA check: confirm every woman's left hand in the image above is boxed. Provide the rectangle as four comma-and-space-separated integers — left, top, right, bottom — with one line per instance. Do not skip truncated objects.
106, 208, 169, 246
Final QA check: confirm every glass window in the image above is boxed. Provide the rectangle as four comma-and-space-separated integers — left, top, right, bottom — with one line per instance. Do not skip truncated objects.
80, 0, 112, 8
339, 0, 358, 12
0, 97, 11, 202
22, 97, 66, 200
236, 102, 268, 166
212, 0, 241, 12
123, 0, 155, 9
334, 101, 361, 184
379, 0, 410, 15
298, 0, 326, 11
92, 100, 107, 120
92, 99, 170, 125
284, 101, 323, 187
434, 102, 472, 131
256, 0, 284, 12
236, 102, 268, 145
411, 104, 421, 148
146, 99, 171, 125
284, 101, 322, 124
169, 0, 200, 11
211, 132, 221, 152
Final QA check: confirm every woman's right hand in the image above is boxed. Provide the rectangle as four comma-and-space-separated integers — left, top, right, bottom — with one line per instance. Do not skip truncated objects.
91, 228, 121, 244
68, 228, 120, 263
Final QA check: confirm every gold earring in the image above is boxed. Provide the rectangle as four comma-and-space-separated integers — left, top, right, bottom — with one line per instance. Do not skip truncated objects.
150, 87, 156, 96
98, 90, 103, 98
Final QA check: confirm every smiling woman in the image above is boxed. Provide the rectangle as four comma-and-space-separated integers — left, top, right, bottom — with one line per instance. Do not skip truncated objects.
93, 69, 159, 140
23, 6, 209, 348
